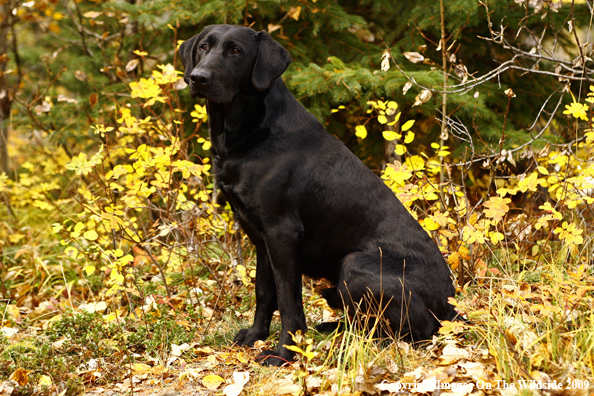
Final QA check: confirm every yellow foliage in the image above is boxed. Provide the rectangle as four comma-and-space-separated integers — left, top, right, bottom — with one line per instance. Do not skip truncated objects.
129, 78, 165, 106
355, 125, 367, 139
563, 102, 589, 121
483, 196, 511, 223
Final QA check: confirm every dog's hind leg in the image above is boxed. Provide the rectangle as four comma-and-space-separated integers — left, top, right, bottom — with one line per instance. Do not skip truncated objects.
332, 251, 450, 342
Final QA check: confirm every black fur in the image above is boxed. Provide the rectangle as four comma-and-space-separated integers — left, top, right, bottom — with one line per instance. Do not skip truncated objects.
180, 25, 458, 366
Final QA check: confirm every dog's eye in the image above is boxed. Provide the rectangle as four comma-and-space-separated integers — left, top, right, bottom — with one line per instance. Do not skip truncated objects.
231, 48, 240, 54
200, 43, 208, 51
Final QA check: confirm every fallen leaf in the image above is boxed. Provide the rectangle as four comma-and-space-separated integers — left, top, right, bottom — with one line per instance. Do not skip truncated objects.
441, 343, 470, 364
38, 375, 52, 387
0, 328, 18, 338
457, 362, 484, 380
9, 369, 30, 386
170, 343, 190, 357
202, 374, 224, 390
128, 363, 152, 374
0, 380, 16, 396
195, 346, 214, 354
80, 301, 107, 313
178, 367, 203, 381
376, 381, 403, 392
270, 379, 301, 395
412, 376, 438, 393
441, 382, 474, 396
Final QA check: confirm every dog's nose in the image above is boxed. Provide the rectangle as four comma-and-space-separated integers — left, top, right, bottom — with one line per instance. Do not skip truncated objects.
190, 70, 211, 85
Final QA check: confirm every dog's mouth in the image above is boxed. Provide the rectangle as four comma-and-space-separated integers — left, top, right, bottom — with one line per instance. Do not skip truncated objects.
189, 89, 207, 99
189, 84, 234, 103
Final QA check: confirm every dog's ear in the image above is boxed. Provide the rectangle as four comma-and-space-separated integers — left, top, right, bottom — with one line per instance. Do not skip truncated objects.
252, 31, 292, 91
179, 27, 213, 84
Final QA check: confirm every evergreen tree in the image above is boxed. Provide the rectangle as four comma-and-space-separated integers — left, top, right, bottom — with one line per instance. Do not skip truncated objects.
3, 0, 590, 173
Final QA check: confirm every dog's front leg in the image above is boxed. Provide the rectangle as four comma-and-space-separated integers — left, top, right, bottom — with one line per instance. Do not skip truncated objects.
255, 231, 307, 366
234, 248, 277, 346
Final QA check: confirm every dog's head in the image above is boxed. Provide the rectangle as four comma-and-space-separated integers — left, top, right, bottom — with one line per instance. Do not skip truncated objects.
179, 25, 292, 103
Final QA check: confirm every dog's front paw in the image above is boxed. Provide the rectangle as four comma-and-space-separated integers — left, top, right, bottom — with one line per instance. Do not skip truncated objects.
233, 327, 269, 346
254, 350, 293, 367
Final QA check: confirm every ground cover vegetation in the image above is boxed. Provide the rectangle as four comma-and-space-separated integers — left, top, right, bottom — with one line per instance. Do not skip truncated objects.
0, 0, 593, 395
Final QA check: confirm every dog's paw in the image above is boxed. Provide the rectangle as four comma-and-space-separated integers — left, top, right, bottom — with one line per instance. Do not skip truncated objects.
315, 321, 343, 333
233, 327, 268, 346
254, 350, 293, 367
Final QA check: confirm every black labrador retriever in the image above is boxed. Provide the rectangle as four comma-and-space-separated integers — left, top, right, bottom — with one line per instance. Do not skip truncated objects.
180, 25, 458, 366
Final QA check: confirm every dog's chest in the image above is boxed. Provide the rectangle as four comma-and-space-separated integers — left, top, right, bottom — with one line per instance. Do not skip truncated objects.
214, 157, 267, 245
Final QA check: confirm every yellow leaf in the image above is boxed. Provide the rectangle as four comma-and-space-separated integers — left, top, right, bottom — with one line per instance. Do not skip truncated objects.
438, 320, 467, 335
458, 246, 471, 260
10, 368, 30, 386
285, 344, 305, 354
382, 131, 401, 141
129, 363, 152, 374
48, 23, 60, 34
64, 246, 78, 258
563, 102, 588, 121
202, 141, 211, 150
84, 230, 98, 241
8, 233, 25, 244
536, 166, 549, 175
395, 144, 407, 155
401, 119, 415, 131
287, 6, 301, 20
405, 155, 425, 171
489, 231, 504, 244
497, 186, 519, 196
447, 252, 460, 270
203, 374, 225, 390
422, 217, 440, 231
38, 375, 52, 387
388, 112, 401, 125
404, 131, 415, 144
378, 115, 388, 124
84, 265, 96, 275
483, 196, 511, 223
355, 125, 367, 139
518, 172, 541, 193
